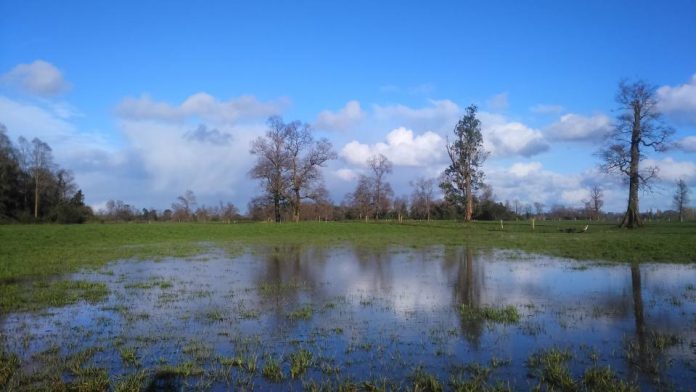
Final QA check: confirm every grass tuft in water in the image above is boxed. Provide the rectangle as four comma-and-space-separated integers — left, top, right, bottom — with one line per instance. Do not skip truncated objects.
411, 367, 443, 391
459, 304, 520, 324
526, 348, 574, 391
289, 349, 313, 379
582, 366, 638, 391
262, 357, 284, 382
288, 305, 313, 321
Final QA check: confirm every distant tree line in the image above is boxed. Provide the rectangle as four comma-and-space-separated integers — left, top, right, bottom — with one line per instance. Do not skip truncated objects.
2, 80, 692, 226
0, 124, 91, 223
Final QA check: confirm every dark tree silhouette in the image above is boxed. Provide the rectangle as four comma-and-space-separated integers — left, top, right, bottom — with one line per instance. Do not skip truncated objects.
600, 80, 673, 228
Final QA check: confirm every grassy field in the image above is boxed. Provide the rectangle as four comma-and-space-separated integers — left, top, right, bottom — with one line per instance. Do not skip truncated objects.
2, 219, 695, 280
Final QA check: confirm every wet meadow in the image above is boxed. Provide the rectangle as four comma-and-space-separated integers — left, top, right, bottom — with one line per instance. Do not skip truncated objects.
1, 221, 695, 390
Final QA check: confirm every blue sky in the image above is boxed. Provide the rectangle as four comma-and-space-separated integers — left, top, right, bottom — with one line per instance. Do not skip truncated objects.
1, 0, 695, 213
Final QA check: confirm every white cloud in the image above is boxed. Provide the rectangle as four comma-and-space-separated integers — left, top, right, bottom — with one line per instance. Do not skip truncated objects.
545, 113, 612, 142
487, 92, 509, 111
335, 168, 358, 182
509, 162, 543, 177
674, 136, 696, 153
340, 127, 445, 167
1, 60, 70, 96
643, 157, 696, 183
314, 100, 364, 131
115, 92, 289, 124
372, 99, 460, 133
479, 112, 549, 157
530, 104, 565, 115
657, 74, 696, 124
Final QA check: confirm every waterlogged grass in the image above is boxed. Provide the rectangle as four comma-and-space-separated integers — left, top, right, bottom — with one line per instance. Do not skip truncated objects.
2, 220, 695, 283
0, 279, 107, 313
459, 304, 520, 324
288, 305, 313, 321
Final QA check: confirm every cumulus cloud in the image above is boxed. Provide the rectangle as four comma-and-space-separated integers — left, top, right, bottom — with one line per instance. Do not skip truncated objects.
485, 162, 607, 209
657, 74, 696, 124
643, 157, 696, 183
372, 99, 460, 133
115, 92, 289, 123
340, 127, 444, 167
1, 60, 70, 96
545, 113, 612, 142
478, 112, 549, 157
184, 124, 232, 144
674, 136, 696, 153
314, 100, 364, 131
335, 168, 358, 182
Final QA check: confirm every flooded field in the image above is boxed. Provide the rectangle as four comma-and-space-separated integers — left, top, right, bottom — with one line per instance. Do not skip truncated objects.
2, 245, 696, 390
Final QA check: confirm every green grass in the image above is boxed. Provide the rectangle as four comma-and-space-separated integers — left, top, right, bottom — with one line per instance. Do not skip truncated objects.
460, 305, 520, 324
287, 305, 313, 321
1, 220, 695, 312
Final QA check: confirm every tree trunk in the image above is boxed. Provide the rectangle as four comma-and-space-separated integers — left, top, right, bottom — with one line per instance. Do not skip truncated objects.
273, 194, 281, 223
292, 188, 301, 223
631, 263, 646, 366
621, 106, 642, 229
464, 173, 473, 221
34, 176, 39, 219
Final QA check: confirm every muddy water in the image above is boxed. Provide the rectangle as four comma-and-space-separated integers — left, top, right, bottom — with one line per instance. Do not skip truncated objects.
2, 246, 696, 390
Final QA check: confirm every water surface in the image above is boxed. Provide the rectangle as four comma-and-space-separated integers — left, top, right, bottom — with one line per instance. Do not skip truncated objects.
2, 245, 695, 390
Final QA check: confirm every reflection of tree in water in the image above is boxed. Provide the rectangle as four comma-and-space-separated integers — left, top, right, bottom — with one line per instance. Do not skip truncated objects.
627, 263, 680, 386
252, 245, 328, 324
351, 245, 391, 293
446, 247, 485, 347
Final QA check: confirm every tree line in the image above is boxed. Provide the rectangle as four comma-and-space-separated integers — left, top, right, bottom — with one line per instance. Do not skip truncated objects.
0, 124, 91, 223
1, 80, 691, 226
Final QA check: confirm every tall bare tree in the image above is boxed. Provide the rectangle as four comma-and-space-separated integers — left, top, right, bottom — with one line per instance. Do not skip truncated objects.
250, 117, 335, 223
285, 121, 336, 222
19, 137, 53, 218
673, 179, 690, 222
367, 153, 393, 219
250, 117, 290, 223
600, 80, 674, 228
442, 105, 488, 221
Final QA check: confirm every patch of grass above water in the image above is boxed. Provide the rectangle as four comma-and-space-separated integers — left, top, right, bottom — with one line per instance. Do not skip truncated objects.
262, 357, 284, 382
287, 305, 313, 321
0, 279, 108, 313
459, 304, 520, 324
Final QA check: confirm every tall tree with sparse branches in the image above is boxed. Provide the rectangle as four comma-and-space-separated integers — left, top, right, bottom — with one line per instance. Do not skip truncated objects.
250, 116, 335, 223
599, 80, 674, 228
367, 153, 393, 219
285, 121, 336, 222
442, 105, 488, 222
250, 117, 290, 223
673, 179, 690, 223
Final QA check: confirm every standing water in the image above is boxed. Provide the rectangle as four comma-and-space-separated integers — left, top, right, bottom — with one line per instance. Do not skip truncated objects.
2, 245, 695, 390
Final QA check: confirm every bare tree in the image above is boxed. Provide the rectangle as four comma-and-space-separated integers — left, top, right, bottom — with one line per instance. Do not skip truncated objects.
599, 80, 674, 228
351, 175, 373, 221
442, 105, 488, 221
673, 179, 690, 222
219, 201, 239, 223
533, 202, 545, 218
392, 196, 408, 223
367, 154, 393, 219
410, 177, 435, 221
250, 116, 335, 223
586, 185, 604, 221
285, 121, 336, 222
171, 190, 197, 221
250, 117, 290, 223
19, 137, 53, 218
